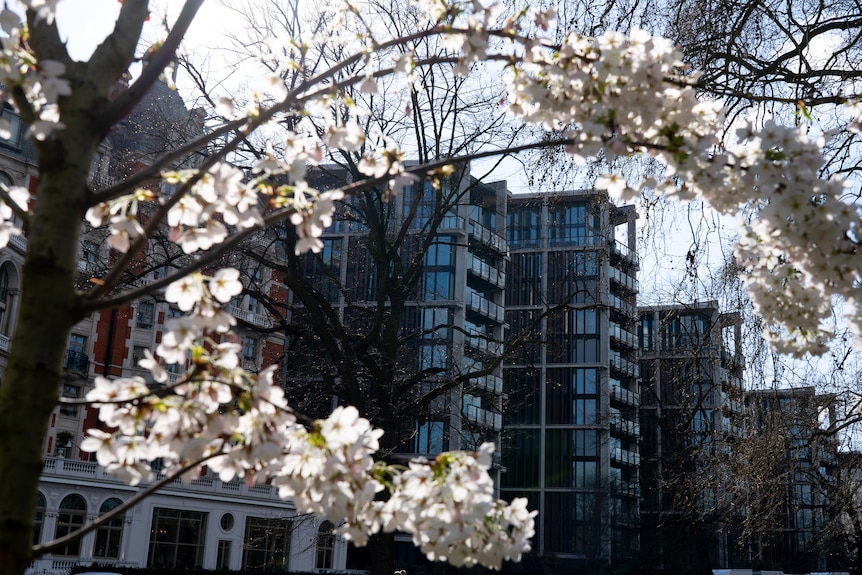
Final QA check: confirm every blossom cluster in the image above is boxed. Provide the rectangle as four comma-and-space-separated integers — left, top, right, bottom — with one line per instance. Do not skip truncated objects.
81, 270, 535, 569
0, 7, 70, 140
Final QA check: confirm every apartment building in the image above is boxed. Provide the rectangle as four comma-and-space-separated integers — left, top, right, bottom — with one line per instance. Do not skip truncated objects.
500, 190, 640, 573
637, 301, 744, 575
744, 386, 841, 573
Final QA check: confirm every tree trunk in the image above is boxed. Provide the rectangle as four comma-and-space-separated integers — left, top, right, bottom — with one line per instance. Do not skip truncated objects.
0, 142, 93, 575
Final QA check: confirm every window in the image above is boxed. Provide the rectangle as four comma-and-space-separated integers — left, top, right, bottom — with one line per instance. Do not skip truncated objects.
54, 494, 86, 556
507, 205, 541, 248
147, 508, 208, 568
132, 346, 148, 367
420, 307, 451, 339
315, 521, 335, 569
217, 540, 232, 569
421, 270, 453, 300
414, 421, 446, 454
65, 334, 89, 373
93, 498, 124, 559
242, 517, 292, 570
0, 106, 23, 149
548, 202, 601, 246
32, 492, 45, 545
137, 301, 154, 329
243, 336, 258, 361
59, 383, 80, 416
82, 241, 99, 273
419, 343, 448, 372
247, 296, 260, 314
220, 513, 235, 531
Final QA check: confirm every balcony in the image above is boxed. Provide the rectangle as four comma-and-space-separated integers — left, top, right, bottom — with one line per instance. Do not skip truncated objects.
468, 255, 506, 289
608, 265, 639, 293
466, 292, 505, 323
610, 380, 640, 407
408, 214, 466, 232
611, 447, 640, 466
0, 333, 8, 353
609, 350, 639, 378
469, 221, 508, 254
225, 304, 273, 328
64, 349, 89, 374
8, 233, 26, 253
609, 321, 638, 349
611, 415, 640, 437
466, 334, 504, 356
470, 373, 503, 394
608, 293, 636, 318
463, 404, 502, 430
610, 239, 639, 265
611, 478, 641, 498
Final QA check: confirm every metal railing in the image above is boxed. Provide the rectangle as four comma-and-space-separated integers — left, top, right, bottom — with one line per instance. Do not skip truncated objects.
469, 220, 508, 254
466, 292, 505, 323
63, 349, 89, 373
468, 255, 506, 288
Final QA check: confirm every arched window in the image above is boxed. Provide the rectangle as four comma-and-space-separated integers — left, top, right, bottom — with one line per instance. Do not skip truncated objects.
54, 494, 86, 556
32, 492, 45, 545
315, 521, 334, 569
93, 498, 124, 559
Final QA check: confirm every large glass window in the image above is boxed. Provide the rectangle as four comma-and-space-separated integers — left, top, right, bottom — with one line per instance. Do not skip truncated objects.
136, 301, 154, 329
507, 206, 541, 248
504, 369, 541, 425
547, 251, 598, 304
548, 202, 601, 246
546, 368, 598, 425
414, 421, 446, 454
147, 508, 207, 568
419, 343, 449, 372
315, 521, 335, 569
54, 494, 86, 556
545, 430, 599, 488
421, 270, 453, 300
242, 517, 292, 571
501, 429, 541, 489
506, 253, 542, 307
93, 498, 124, 559
544, 492, 601, 554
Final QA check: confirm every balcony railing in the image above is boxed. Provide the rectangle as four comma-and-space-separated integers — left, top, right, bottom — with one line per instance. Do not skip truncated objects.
40, 456, 283, 499
609, 321, 638, 349
469, 221, 508, 254
611, 447, 640, 466
468, 255, 506, 288
8, 233, 26, 252
608, 265, 639, 293
225, 304, 273, 328
0, 333, 8, 353
610, 416, 640, 437
610, 380, 640, 406
609, 350, 639, 378
466, 292, 505, 323
608, 293, 636, 318
64, 349, 89, 374
610, 239, 639, 265
463, 404, 502, 430
466, 334, 504, 356
611, 478, 641, 498
470, 373, 503, 394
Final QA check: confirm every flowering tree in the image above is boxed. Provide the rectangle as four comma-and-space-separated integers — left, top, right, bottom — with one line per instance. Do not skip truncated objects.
0, 1, 859, 575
